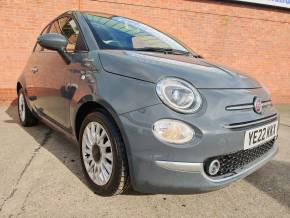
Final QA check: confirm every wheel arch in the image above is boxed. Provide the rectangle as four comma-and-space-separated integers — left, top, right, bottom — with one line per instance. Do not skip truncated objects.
74, 97, 131, 154
74, 100, 113, 141
75, 98, 118, 138
73, 97, 134, 181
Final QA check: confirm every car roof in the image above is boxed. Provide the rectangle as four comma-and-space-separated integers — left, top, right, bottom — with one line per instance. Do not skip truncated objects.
63, 10, 116, 18
79, 11, 116, 18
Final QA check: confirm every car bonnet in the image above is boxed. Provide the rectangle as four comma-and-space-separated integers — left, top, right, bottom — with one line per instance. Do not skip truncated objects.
98, 50, 261, 89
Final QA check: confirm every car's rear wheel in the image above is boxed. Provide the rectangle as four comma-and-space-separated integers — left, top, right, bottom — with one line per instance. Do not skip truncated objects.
79, 111, 129, 196
18, 89, 38, 126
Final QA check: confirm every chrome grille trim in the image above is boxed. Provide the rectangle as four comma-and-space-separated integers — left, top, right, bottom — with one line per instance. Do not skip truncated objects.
226, 100, 272, 111
226, 104, 253, 111
262, 101, 272, 107
224, 113, 278, 129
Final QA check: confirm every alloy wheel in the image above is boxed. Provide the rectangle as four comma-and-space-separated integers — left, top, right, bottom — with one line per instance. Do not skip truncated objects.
18, 93, 26, 122
81, 122, 113, 186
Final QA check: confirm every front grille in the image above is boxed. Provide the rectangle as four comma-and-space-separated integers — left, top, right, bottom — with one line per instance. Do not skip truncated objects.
204, 139, 275, 177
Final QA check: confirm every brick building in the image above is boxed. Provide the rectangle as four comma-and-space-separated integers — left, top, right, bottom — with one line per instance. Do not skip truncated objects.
0, 0, 289, 103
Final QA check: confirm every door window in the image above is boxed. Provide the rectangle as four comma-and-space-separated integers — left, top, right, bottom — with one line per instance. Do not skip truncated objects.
61, 19, 79, 52
52, 17, 86, 52
49, 17, 68, 34
35, 16, 87, 53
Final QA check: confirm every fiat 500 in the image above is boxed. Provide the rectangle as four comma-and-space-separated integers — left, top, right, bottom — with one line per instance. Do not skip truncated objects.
17, 11, 279, 196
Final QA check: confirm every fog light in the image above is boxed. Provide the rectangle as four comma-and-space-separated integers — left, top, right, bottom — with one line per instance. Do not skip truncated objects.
152, 119, 194, 144
208, 159, 220, 176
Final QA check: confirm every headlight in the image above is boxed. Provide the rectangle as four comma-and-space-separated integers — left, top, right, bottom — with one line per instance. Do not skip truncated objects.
153, 119, 194, 144
156, 78, 202, 113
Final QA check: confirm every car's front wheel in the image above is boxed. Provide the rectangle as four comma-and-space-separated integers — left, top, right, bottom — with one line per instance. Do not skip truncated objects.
18, 89, 38, 126
79, 111, 129, 196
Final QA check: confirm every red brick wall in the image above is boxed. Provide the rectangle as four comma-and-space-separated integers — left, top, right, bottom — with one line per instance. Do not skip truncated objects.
0, 0, 289, 103
0, 0, 79, 102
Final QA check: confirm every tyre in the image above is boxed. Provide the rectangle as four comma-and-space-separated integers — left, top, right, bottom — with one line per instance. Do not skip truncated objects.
18, 89, 38, 126
79, 111, 130, 196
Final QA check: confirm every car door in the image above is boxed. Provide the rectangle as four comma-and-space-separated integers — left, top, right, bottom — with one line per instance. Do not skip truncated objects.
33, 16, 87, 130
24, 25, 50, 109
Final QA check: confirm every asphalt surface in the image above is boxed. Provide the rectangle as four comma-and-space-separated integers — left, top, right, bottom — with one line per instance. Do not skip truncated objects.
0, 104, 289, 218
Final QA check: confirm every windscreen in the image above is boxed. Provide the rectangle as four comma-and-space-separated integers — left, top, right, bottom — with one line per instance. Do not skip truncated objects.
83, 13, 190, 52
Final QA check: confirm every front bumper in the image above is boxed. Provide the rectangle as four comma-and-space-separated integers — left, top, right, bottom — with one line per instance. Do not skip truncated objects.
119, 88, 279, 193
155, 142, 277, 192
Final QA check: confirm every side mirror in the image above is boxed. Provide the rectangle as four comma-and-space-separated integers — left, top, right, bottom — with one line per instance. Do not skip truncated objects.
37, 33, 71, 64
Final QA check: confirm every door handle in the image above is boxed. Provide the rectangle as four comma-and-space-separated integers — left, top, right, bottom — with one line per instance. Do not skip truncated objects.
31, 66, 39, 74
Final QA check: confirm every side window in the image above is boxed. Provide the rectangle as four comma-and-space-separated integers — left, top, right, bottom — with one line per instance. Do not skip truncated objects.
35, 16, 87, 53
49, 17, 67, 34
51, 17, 87, 52
61, 18, 80, 52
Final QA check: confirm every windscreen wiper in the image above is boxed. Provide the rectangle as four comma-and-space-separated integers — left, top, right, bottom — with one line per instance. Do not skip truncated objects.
133, 47, 192, 56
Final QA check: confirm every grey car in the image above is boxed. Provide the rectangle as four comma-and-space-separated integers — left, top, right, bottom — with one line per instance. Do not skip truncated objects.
17, 11, 279, 196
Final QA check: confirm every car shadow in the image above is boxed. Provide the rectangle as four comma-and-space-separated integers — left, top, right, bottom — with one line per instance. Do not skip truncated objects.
245, 160, 290, 208
4, 101, 147, 196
